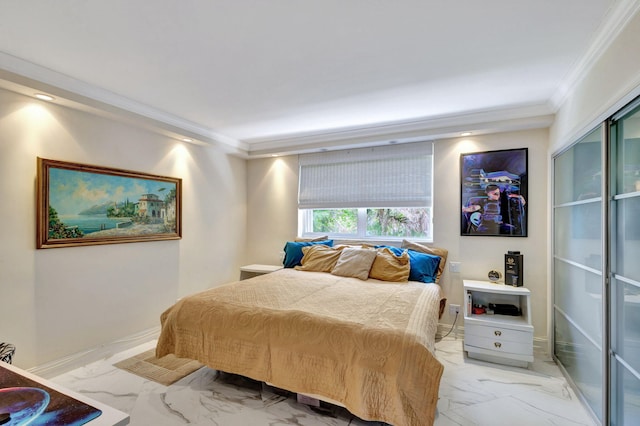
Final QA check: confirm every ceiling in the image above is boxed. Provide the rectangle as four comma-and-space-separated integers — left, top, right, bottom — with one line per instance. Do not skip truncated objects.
0, 0, 632, 156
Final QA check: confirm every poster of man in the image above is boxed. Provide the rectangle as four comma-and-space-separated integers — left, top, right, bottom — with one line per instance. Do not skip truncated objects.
460, 148, 528, 237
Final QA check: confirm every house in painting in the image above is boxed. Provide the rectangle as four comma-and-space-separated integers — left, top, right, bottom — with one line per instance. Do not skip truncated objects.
136, 194, 164, 219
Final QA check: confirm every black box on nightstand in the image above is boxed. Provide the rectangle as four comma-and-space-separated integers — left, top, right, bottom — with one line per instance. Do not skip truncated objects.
505, 251, 523, 287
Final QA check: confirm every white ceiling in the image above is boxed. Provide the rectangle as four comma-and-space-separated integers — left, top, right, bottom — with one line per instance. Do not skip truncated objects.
0, 0, 632, 156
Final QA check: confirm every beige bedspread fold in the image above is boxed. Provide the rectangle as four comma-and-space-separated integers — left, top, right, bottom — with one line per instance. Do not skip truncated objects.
157, 269, 444, 426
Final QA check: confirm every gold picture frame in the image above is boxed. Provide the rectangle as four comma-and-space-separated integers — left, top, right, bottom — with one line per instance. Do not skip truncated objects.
37, 158, 182, 249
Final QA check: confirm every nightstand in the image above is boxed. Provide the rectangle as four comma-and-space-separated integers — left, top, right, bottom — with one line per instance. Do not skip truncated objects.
463, 279, 533, 367
240, 264, 283, 280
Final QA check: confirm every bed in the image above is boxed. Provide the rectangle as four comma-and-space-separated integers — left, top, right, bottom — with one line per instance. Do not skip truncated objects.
156, 242, 447, 426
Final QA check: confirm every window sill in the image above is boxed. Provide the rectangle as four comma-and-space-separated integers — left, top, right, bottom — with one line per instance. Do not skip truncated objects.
304, 237, 433, 246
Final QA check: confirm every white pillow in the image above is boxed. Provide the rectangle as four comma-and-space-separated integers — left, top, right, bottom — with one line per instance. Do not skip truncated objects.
331, 248, 377, 280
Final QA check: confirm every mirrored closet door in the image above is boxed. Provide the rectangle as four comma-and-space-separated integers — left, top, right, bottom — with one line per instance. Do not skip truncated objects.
610, 101, 640, 425
553, 95, 640, 425
553, 126, 604, 421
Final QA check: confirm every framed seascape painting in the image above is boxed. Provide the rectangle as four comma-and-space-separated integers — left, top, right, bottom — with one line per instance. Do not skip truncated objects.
460, 148, 528, 237
37, 158, 182, 248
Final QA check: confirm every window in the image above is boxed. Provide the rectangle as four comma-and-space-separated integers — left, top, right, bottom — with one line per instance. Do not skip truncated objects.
298, 142, 433, 241
300, 207, 431, 239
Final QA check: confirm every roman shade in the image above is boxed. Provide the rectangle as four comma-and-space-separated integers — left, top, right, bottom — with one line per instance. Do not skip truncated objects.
298, 141, 433, 209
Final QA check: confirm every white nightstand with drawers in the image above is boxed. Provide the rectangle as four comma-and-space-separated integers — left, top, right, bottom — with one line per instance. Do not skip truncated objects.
463, 279, 533, 368
240, 264, 282, 280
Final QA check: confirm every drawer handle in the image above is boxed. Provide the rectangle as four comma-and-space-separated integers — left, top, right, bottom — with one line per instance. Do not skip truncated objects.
494, 330, 502, 336
494, 342, 502, 348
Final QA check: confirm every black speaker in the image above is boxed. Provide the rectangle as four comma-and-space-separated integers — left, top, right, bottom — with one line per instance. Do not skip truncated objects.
505, 251, 523, 287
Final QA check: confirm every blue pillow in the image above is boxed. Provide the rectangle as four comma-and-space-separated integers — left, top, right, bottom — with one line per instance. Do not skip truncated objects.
375, 245, 440, 283
282, 240, 334, 268
406, 249, 441, 283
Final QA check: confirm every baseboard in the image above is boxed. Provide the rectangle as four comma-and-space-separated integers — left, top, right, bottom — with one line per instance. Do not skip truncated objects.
437, 322, 465, 339
29, 326, 161, 379
533, 336, 551, 358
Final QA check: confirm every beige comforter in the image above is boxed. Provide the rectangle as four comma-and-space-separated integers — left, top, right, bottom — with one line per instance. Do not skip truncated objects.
157, 268, 445, 426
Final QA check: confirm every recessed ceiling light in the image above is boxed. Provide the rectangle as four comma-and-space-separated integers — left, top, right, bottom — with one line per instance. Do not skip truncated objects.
460, 132, 472, 137
271, 154, 278, 157
34, 93, 54, 101
181, 138, 193, 142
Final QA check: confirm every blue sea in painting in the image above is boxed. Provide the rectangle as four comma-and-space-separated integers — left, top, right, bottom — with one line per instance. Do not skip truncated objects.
59, 214, 128, 235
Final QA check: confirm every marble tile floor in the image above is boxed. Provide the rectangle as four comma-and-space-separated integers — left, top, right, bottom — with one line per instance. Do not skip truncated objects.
51, 336, 597, 426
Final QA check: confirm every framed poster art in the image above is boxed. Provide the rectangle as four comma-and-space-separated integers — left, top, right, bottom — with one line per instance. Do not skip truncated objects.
460, 148, 528, 237
37, 158, 182, 248
0, 362, 102, 425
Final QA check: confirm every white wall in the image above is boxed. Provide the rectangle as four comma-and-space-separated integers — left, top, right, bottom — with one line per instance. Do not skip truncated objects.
246, 128, 549, 339
551, 10, 640, 153
0, 88, 247, 369
434, 130, 549, 338
548, 8, 640, 349
245, 155, 300, 264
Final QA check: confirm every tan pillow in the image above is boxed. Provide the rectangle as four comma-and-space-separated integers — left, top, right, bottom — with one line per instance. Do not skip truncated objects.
401, 239, 448, 283
295, 245, 344, 272
331, 248, 377, 280
294, 235, 329, 242
369, 248, 410, 282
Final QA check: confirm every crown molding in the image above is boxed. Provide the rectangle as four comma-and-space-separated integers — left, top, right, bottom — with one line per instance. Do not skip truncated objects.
0, 51, 248, 153
550, 0, 640, 111
0, 50, 554, 158
4, 0, 636, 159
246, 104, 554, 158
551, 70, 640, 157
0, 49, 555, 159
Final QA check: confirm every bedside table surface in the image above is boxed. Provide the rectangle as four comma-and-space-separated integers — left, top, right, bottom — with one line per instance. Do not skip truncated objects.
463, 279, 531, 295
240, 264, 283, 273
